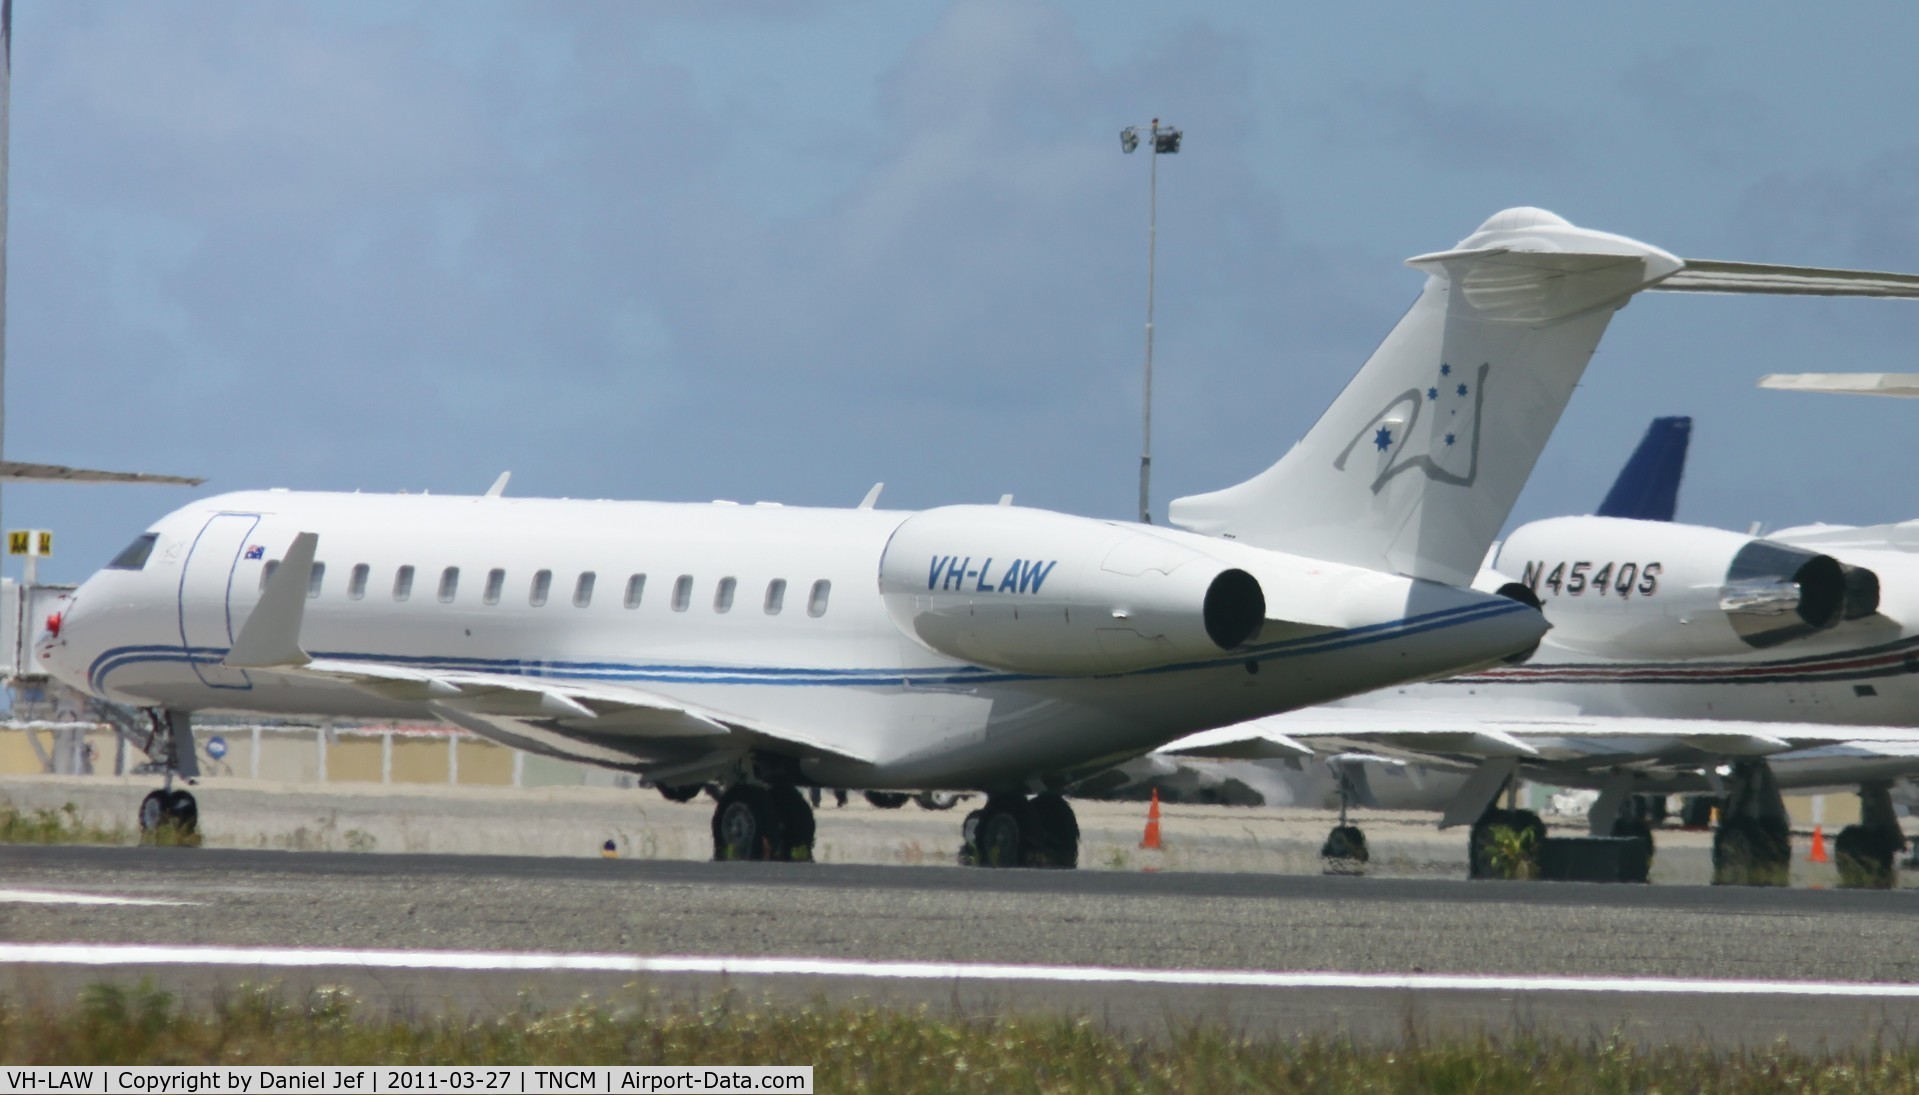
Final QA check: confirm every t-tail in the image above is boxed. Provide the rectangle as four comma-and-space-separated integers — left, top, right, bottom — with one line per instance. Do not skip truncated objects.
1594, 415, 1691, 522
1170, 208, 1683, 585
1170, 207, 1919, 586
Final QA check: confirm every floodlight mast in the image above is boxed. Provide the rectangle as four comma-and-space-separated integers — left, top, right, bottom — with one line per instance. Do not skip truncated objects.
1120, 119, 1180, 524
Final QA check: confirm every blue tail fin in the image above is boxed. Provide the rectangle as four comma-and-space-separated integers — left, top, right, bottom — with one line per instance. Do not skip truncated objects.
1595, 416, 1691, 521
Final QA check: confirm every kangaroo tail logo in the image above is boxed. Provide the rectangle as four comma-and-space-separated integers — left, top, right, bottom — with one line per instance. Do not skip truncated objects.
1333, 361, 1490, 491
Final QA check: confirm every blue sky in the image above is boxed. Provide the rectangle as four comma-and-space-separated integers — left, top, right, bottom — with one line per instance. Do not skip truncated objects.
8, 1, 1919, 581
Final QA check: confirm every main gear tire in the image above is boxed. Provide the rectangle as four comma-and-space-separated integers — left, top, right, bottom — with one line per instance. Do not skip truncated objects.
974, 798, 1033, 868
1026, 793, 1080, 869
767, 784, 816, 862
711, 785, 784, 862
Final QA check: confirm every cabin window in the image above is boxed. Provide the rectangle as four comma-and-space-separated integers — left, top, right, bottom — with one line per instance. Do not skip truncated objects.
807, 579, 831, 618
439, 567, 460, 603
483, 568, 505, 606
260, 561, 280, 590
348, 564, 369, 600
529, 569, 552, 607
624, 574, 646, 609
714, 577, 736, 613
764, 578, 786, 615
574, 571, 596, 608
307, 562, 327, 599
393, 565, 415, 602
106, 533, 158, 571
672, 575, 693, 612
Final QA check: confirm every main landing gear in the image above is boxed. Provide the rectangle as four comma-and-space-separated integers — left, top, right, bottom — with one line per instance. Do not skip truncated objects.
136, 708, 200, 843
960, 792, 1079, 868
1834, 781, 1907, 890
1711, 759, 1792, 886
1468, 803, 1547, 880
710, 783, 816, 862
1320, 759, 1371, 873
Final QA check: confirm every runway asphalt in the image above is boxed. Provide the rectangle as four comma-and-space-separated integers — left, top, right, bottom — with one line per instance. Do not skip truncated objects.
4, 844, 1918, 1048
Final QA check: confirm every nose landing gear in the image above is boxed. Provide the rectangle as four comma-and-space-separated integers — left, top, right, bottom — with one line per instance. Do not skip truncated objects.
136, 708, 201, 844
138, 788, 198, 838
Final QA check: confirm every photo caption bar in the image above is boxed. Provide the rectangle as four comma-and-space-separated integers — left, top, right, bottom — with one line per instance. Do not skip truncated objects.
1, 1066, 813, 1094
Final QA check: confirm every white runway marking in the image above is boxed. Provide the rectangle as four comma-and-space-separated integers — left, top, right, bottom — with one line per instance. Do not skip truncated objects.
2, 943, 1918, 999
0, 889, 195, 907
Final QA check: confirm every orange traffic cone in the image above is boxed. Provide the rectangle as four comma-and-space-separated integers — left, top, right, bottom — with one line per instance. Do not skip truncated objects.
1139, 789, 1162, 850
1809, 825, 1829, 864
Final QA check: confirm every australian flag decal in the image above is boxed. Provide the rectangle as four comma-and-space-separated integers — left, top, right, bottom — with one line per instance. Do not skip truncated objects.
243, 545, 265, 561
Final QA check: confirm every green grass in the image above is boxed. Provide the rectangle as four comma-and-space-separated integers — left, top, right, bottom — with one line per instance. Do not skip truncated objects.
0, 801, 130, 845
7, 981, 1919, 1092
0, 797, 207, 847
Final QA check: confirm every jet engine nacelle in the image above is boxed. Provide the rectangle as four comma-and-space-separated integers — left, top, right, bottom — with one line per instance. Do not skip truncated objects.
1493, 515, 1877, 658
879, 505, 1266, 675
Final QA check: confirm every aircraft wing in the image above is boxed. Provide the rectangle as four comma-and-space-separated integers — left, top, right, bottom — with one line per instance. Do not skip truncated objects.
221, 532, 872, 781
1161, 707, 1919, 785
0, 461, 202, 485
1758, 372, 1919, 398
239, 655, 875, 781
1155, 723, 1315, 761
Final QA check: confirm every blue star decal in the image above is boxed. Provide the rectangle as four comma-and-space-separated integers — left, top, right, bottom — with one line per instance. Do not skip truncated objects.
1373, 426, 1393, 451
1456, 382, 1468, 397
1427, 387, 1439, 401
1440, 363, 1452, 377
1444, 432, 1456, 447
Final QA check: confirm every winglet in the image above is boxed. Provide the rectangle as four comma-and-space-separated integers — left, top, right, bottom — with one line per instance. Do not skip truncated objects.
225, 532, 317, 669
486, 471, 511, 497
858, 482, 883, 509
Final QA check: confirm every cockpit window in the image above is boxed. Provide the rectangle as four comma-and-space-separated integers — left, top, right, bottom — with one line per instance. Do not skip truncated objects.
106, 533, 159, 571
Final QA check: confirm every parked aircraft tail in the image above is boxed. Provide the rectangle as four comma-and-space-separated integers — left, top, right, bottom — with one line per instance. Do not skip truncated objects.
1170, 210, 1919, 587
1595, 416, 1691, 521
1169, 208, 1682, 586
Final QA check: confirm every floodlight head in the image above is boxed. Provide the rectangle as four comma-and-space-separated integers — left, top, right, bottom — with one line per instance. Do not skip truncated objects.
1120, 127, 1140, 154
1154, 127, 1182, 154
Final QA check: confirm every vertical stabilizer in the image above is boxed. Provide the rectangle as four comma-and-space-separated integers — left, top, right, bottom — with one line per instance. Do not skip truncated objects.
1169, 209, 1683, 586
1595, 416, 1691, 521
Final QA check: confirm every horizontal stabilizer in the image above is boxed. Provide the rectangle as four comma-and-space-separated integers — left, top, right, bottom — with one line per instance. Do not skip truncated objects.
1759, 372, 1919, 398
1655, 260, 1919, 298
0, 461, 202, 485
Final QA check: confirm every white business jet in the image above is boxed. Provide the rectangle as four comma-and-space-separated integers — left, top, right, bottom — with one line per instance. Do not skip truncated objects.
1177, 392, 1919, 884
39, 208, 1861, 869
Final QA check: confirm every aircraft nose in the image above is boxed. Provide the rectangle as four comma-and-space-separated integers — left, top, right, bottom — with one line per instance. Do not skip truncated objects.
34, 591, 89, 691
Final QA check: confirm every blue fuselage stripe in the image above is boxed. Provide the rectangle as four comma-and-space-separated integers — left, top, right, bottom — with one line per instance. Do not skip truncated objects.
87, 599, 1530, 694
